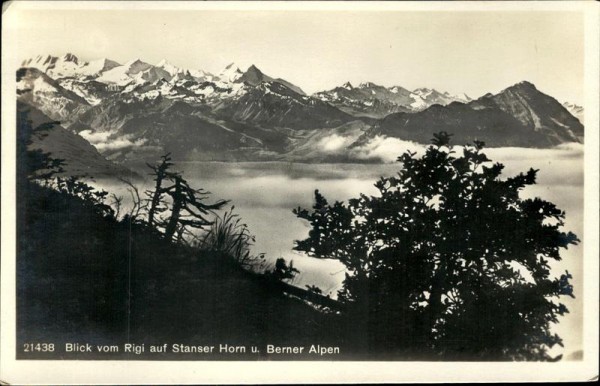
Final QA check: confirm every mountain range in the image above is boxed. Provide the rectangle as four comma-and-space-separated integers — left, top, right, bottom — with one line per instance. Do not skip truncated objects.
17, 53, 585, 165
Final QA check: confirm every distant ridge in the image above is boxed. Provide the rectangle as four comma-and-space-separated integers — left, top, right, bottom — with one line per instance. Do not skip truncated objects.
374, 81, 583, 147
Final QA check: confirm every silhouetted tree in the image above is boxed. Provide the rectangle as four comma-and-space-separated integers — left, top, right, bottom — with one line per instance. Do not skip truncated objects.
145, 153, 176, 227
145, 154, 228, 243
293, 132, 578, 360
162, 174, 228, 241
120, 177, 143, 222
17, 105, 113, 218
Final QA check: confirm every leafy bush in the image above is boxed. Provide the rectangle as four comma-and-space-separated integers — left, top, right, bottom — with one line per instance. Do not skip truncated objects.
267, 257, 300, 282
293, 132, 579, 360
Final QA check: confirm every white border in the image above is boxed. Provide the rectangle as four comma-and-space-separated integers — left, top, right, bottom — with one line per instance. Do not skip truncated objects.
1, 1, 598, 384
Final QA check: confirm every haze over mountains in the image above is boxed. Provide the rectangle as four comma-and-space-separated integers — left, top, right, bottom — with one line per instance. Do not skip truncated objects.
18, 53, 585, 164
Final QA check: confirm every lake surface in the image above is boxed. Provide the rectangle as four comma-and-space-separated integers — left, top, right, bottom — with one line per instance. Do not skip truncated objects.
98, 143, 584, 358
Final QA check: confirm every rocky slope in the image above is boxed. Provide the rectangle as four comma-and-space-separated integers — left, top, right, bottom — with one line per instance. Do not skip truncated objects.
373, 81, 583, 147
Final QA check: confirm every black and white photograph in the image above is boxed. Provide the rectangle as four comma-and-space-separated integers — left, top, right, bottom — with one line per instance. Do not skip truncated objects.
1, 1, 598, 383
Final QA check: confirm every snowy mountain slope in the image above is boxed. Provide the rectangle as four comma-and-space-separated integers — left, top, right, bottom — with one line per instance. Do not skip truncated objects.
21, 53, 121, 80
57, 77, 122, 106
411, 88, 471, 109
213, 81, 353, 130
314, 82, 471, 118
218, 63, 244, 83
21, 53, 83, 79
17, 67, 90, 124
314, 82, 413, 118
96, 59, 154, 86
79, 58, 121, 77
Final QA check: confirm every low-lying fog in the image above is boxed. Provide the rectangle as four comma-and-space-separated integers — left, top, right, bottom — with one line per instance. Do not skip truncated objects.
95, 142, 584, 359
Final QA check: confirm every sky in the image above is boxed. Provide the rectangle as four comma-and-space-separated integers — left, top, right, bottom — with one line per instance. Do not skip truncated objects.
12, 8, 584, 104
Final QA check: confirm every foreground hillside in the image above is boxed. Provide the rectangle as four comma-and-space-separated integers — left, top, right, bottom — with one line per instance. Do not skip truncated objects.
15, 104, 347, 360
17, 181, 348, 360
17, 101, 137, 179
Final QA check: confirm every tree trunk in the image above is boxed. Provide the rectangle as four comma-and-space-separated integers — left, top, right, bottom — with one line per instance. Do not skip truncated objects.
147, 170, 165, 226
425, 264, 446, 343
164, 179, 183, 241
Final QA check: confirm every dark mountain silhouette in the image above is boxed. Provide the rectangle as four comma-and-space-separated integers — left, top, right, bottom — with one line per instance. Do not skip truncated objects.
237, 64, 306, 95
69, 97, 292, 162
17, 101, 134, 178
373, 81, 583, 147
17, 184, 343, 358
474, 81, 584, 143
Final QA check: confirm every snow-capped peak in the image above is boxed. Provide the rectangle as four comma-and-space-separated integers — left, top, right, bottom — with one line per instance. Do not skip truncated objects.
413, 88, 434, 99
223, 62, 238, 70
358, 82, 377, 88
219, 63, 243, 82
23, 53, 85, 79
342, 82, 353, 90
125, 58, 144, 67
189, 69, 214, 81
79, 58, 121, 76
156, 59, 184, 77
414, 87, 432, 93
61, 53, 79, 64
96, 59, 152, 86
408, 87, 472, 110
21, 55, 58, 71
123, 59, 152, 75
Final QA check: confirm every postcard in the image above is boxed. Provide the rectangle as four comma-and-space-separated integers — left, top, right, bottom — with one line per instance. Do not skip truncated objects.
1, 1, 598, 383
